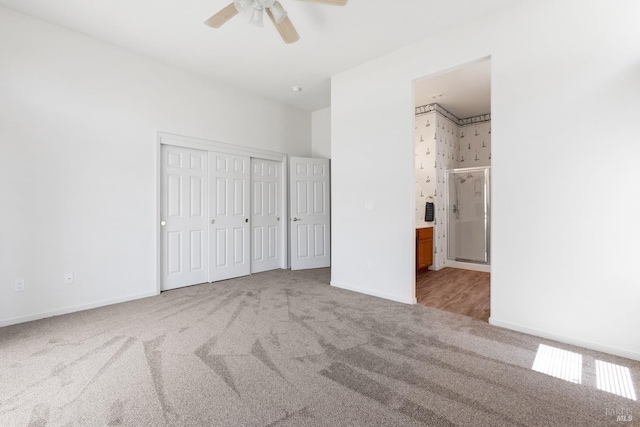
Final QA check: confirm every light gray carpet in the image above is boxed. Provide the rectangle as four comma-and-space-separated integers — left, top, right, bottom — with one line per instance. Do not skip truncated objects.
0, 268, 638, 426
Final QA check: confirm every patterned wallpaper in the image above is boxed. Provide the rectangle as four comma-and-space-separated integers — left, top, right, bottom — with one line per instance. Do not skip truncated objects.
434, 113, 459, 269
459, 119, 491, 168
415, 103, 491, 269
415, 112, 437, 229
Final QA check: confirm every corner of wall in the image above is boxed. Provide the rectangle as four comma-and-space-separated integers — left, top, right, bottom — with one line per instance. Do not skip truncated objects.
312, 107, 331, 159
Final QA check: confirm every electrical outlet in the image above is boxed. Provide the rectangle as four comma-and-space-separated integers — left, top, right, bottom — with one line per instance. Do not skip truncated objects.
15, 279, 25, 292
64, 272, 74, 284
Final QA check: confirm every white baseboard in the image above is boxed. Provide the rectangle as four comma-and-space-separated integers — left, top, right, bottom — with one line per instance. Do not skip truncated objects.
445, 260, 491, 273
331, 281, 416, 305
489, 317, 640, 362
0, 291, 158, 328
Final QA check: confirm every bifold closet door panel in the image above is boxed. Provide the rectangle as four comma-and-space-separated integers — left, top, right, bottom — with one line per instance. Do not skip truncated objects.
160, 145, 209, 291
251, 158, 282, 274
209, 152, 251, 282
289, 157, 331, 270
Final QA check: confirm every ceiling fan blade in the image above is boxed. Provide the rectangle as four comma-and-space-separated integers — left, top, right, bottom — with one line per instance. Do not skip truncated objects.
204, 3, 239, 28
267, 3, 300, 44
296, 0, 348, 5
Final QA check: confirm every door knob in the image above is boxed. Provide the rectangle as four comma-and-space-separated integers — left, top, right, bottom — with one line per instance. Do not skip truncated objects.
161, 221, 166, 226
292, 217, 301, 222
245, 218, 249, 223
277, 217, 280, 221
211, 220, 215, 224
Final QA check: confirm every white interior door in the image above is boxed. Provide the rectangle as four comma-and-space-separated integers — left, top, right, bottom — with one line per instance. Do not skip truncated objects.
251, 159, 282, 273
160, 145, 208, 290
209, 152, 251, 281
290, 157, 331, 270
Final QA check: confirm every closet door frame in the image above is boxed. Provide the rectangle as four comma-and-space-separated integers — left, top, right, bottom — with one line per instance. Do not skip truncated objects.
156, 132, 289, 294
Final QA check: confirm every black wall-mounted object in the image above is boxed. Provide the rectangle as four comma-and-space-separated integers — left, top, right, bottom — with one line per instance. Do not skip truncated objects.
425, 202, 435, 222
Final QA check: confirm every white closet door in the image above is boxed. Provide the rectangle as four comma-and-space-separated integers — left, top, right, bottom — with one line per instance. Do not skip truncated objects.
209, 152, 251, 281
251, 159, 282, 273
160, 145, 208, 290
290, 157, 331, 270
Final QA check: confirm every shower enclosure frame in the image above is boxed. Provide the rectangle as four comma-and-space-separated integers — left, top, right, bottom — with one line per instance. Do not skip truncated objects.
445, 166, 491, 265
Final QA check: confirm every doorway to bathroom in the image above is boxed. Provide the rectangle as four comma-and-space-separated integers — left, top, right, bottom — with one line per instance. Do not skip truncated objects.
413, 58, 491, 321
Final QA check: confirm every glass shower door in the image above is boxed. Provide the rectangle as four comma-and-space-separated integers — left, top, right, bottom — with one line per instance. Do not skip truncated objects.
446, 167, 490, 264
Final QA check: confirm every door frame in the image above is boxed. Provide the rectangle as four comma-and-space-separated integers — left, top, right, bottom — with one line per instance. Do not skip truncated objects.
156, 132, 289, 294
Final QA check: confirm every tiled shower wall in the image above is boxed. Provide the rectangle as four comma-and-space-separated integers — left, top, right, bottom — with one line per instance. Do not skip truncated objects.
415, 103, 491, 269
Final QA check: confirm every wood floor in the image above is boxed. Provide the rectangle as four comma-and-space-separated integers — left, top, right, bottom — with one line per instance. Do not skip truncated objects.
416, 267, 490, 322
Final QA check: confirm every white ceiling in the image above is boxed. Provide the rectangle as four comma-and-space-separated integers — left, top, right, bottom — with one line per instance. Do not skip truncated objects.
0, 0, 518, 112
414, 59, 491, 119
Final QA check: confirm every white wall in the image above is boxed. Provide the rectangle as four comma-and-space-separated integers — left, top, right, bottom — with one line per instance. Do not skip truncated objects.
0, 7, 311, 326
331, 0, 640, 360
311, 107, 331, 159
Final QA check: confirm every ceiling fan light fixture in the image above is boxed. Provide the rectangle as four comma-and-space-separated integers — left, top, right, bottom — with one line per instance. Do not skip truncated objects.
233, 0, 255, 15
206, 0, 347, 43
268, 3, 288, 24
250, 4, 265, 27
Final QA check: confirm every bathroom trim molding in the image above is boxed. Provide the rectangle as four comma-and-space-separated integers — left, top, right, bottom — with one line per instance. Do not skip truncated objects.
415, 103, 491, 127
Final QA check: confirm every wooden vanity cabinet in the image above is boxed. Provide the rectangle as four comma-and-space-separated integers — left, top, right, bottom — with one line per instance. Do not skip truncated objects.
416, 227, 433, 270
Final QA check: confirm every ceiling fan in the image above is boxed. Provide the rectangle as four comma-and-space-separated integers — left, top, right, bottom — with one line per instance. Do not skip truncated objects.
204, 0, 348, 44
